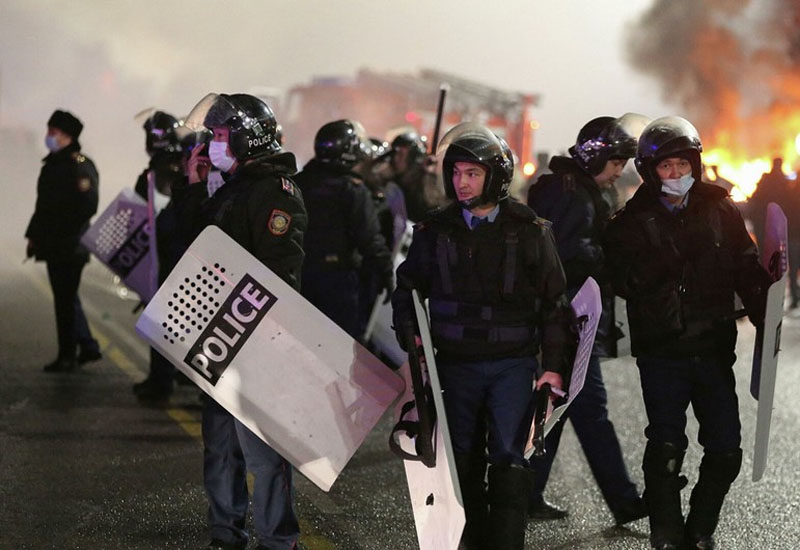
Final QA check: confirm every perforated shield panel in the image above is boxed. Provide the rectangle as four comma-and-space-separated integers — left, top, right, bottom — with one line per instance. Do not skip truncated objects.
135, 226, 405, 491
81, 189, 156, 300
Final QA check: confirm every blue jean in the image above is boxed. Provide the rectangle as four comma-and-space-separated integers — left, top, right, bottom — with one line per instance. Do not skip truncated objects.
202, 397, 299, 549
636, 354, 741, 453
530, 356, 639, 511
437, 356, 537, 465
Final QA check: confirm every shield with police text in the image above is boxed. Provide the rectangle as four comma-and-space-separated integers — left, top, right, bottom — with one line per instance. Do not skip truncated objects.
135, 226, 404, 492
80, 188, 157, 301
394, 290, 464, 550
525, 277, 601, 460
751, 202, 788, 482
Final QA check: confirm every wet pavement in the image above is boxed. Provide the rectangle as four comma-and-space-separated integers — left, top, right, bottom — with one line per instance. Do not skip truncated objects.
2, 242, 799, 549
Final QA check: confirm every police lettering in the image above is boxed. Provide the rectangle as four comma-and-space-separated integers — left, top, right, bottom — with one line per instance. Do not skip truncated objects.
184, 274, 277, 385
108, 220, 150, 277
248, 135, 271, 149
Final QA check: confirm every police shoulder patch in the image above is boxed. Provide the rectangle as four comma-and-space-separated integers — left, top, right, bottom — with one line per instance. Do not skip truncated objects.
268, 209, 292, 236
77, 177, 92, 192
280, 177, 295, 196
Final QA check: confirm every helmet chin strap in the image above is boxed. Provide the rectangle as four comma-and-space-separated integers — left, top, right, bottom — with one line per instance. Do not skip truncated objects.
459, 196, 484, 209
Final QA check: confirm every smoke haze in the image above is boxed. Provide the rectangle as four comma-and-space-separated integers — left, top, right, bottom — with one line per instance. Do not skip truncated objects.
627, 0, 800, 159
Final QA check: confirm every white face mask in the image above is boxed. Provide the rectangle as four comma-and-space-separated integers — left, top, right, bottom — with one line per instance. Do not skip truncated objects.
661, 173, 695, 196
208, 141, 235, 172
45, 135, 62, 152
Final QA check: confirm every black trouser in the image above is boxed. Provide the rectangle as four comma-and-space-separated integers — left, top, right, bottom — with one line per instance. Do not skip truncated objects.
46, 258, 97, 360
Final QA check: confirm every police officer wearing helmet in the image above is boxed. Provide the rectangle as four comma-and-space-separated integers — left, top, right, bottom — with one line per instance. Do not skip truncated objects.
180, 93, 307, 550
131, 110, 188, 403
392, 122, 571, 550
294, 119, 393, 338
603, 116, 771, 550
388, 130, 445, 222
25, 109, 101, 372
526, 115, 648, 525
134, 109, 184, 199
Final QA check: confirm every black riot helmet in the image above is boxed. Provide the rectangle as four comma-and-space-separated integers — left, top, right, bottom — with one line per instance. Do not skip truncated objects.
635, 116, 703, 186
438, 122, 514, 208
313, 119, 370, 168
569, 115, 641, 176
391, 130, 428, 169
184, 93, 280, 161
137, 109, 181, 156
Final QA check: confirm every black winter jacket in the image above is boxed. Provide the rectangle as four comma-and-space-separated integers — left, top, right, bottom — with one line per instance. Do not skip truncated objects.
26, 142, 99, 262
392, 199, 571, 371
603, 182, 771, 358
293, 159, 392, 283
172, 153, 307, 290
528, 156, 620, 357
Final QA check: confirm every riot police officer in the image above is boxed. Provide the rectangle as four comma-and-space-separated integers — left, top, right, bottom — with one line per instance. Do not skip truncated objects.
131, 110, 187, 403
392, 123, 571, 550
526, 116, 647, 525
603, 116, 771, 550
294, 120, 393, 338
25, 109, 101, 372
388, 130, 445, 222
180, 93, 307, 550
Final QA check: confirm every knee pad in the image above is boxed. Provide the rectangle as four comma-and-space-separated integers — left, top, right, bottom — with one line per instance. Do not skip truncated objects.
699, 448, 742, 486
643, 441, 686, 478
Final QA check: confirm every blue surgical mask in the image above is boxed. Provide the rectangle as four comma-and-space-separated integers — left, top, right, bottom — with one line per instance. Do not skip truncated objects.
208, 141, 235, 173
45, 135, 62, 152
661, 173, 694, 196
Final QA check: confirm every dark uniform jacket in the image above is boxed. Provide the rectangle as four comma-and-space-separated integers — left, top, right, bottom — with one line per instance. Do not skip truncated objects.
293, 159, 392, 283
392, 199, 571, 373
603, 181, 771, 359
26, 142, 99, 262
173, 153, 307, 290
133, 153, 186, 284
528, 155, 620, 357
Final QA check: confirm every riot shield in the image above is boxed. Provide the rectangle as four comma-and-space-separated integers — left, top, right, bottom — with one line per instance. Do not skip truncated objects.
390, 290, 465, 550
525, 277, 602, 460
80, 188, 158, 301
751, 202, 788, 482
363, 220, 414, 367
135, 226, 404, 492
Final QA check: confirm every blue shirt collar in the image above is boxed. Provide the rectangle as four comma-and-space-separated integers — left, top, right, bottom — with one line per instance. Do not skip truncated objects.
462, 204, 501, 229
659, 193, 689, 213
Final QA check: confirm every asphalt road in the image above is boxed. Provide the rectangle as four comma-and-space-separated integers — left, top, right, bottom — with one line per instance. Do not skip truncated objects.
2, 242, 799, 549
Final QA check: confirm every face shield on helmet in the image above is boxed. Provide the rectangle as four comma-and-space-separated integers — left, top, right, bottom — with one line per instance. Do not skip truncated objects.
635, 116, 703, 187
437, 122, 513, 209
185, 93, 280, 162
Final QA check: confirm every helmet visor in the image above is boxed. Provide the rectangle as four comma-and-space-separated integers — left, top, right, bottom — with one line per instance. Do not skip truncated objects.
185, 93, 258, 133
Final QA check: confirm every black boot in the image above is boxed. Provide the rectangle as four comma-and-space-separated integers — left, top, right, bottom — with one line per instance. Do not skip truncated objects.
487, 464, 534, 550
684, 449, 742, 549
43, 356, 78, 373
454, 453, 488, 550
642, 441, 686, 548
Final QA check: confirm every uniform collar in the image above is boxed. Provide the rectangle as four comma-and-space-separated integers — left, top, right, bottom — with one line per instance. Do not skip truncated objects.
462, 203, 500, 229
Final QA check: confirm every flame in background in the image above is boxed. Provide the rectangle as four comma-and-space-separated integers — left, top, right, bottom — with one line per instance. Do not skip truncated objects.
627, 0, 800, 202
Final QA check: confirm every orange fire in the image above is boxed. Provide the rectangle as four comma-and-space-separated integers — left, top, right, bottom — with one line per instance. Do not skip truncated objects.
699, 84, 800, 202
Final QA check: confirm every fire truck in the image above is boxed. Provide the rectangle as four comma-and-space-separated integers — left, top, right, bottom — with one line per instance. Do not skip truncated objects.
276, 68, 540, 173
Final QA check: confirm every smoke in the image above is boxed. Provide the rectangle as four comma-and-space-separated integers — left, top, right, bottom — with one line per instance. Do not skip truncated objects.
626, 0, 800, 160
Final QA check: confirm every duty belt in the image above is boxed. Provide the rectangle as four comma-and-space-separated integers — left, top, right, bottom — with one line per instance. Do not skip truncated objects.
431, 322, 534, 344
429, 299, 536, 324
